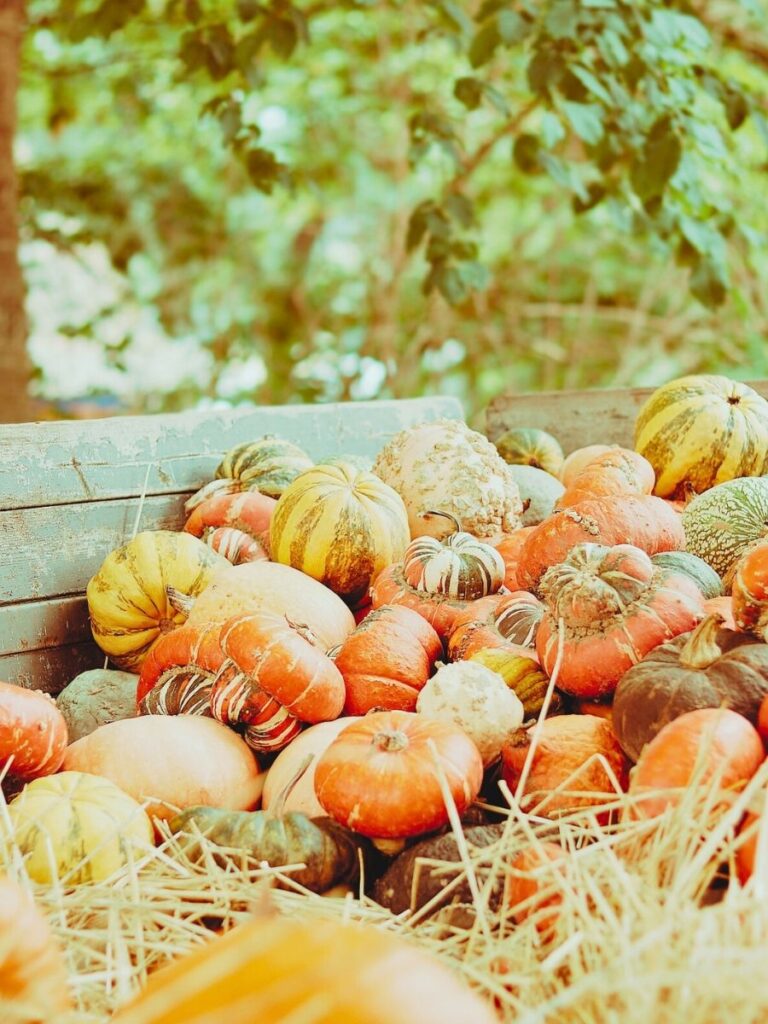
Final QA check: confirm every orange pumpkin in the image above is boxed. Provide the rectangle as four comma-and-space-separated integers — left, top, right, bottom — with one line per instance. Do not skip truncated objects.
0, 681, 68, 782
494, 527, 535, 590
136, 622, 225, 714
334, 605, 441, 715
559, 444, 614, 486
505, 841, 567, 935
369, 563, 476, 641
759, 694, 768, 743
703, 595, 736, 630
557, 448, 655, 509
183, 491, 275, 564
732, 541, 768, 641
628, 707, 765, 819
447, 592, 543, 662
315, 711, 483, 839
735, 788, 768, 885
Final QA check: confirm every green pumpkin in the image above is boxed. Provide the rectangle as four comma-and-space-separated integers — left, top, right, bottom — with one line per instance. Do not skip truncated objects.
494, 428, 564, 477
682, 477, 768, 580
650, 551, 723, 600
216, 436, 314, 498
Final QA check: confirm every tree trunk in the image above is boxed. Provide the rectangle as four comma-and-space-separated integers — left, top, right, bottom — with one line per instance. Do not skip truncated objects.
0, 0, 34, 424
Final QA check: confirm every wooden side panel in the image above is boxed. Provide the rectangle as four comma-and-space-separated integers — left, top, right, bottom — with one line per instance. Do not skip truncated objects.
484, 380, 768, 453
0, 595, 90, 656
0, 643, 105, 695
0, 396, 463, 510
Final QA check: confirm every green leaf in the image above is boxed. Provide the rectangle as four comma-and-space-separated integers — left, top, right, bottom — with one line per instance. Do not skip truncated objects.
205, 25, 236, 80
180, 30, 209, 71
432, 0, 473, 36
436, 265, 469, 304
541, 111, 566, 148
513, 133, 542, 173
469, 19, 500, 67
545, 0, 579, 39
597, 28, 629, 66
454, 77, 484, 110
690, 258, 727, 308
570, 66, 613, 105
445, 193, 475, 227
406, 202, 432, 251
237, 0, 264, 19
539, 151, 589, 201
629, 119, 682, 201
572, 182, 606, 213
184, 0, 202, 22
527, 50, 565, 96
497, 10, 529, 44
244, 147, 286, 192
482, 83, 510, 116
265, 17, 298, 58
561, 102, 604, 145
723, 86, 749, 131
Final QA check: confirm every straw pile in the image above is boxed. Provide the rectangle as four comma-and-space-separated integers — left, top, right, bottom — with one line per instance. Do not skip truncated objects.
3, 756, 768, 1024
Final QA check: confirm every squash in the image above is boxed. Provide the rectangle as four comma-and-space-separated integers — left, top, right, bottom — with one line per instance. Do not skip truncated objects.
315, 711, 483, 840
63, 715, 265, 822
56, 669, 139, 741
211, 612, 345, 753
732, 540, 768, 640
186, 561, 356, 651
369, 563, 476, 641
557, 448, 655, 509
0, 875, 72, 1016
110, 912, 498, 1024
650, 551, 723, 599
501, 714, 630, 820
185, 435, 314, 511
613, 615, 768, 762
628, 707, 764, 819
333, 605, 441, 715
682, 478, 768, 580
634, 374, 768, 498
494, 427, 564, 477
372, 419, 523, 540
270, 461, 410, 605
536, 543, 705, 699
402, 510, 505, 600
507, 465, 565, 526
505, 841, 567, 935
447, 591, 543, 661
136, 621, 224, 715
494, 527, 536, 590
559, 444, 614, 486
6, 771, 154, 884
735, 788, 767, 884
469, 648, 559, 718
183, 491, 275, 564
0, 682, 68, 781
87, 531, 227, 671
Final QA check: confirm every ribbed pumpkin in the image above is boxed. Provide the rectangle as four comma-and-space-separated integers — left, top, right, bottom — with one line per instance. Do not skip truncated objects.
211, 612, 345, 752
447, 591, 543, 662
494, 527, 535, 590
650, 551, 723, 600
87, 531, 227, 671
682, 477, 768, 580
270, 461, 410, 606
368, 562, 475, 641
469, 648, 558, 718
183, 491, 275, 565
733, 540, 768, 640
110, 912, 498, 1024
402, 510, 505, 601
136, 622, 225, 715
536, 543, 705, 699
494, 427, 564, 477
0, 682, 68, 781
6, 771, 154, 885
634, 374, 768, 498
557, 448, 655, 509
185, 435, 314, 511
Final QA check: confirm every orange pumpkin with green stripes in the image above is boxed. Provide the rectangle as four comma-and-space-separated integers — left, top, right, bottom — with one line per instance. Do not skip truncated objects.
270, 461, 410, 605
634, 374, 768, 499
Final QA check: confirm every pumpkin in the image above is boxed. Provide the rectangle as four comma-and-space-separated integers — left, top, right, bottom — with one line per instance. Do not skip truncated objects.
559, 444, 614, 486
735, 789, 767, 884
136, 621, 224, 715
469, 648, 559, 718
369, 562, 476, 641
536, 543, 705, 699
507, 465, 565, 526
87, 531, 227, 671
183, 491, 275, 564
6, 771, 154, 884
333, 605, 441, 715
372, 418, 523, 540
682, 478, 768, 580
186, 561, 356, 651
494, 427, 564, 477
447, 591, 544, 661
517, 495, 685, 593
185, 435, 314, 512
613, 615, 768, 762
557, 448, 655, 509
0, 681, 68, 781
110, 911, 498, 1024
634, 374, 768, 498
315, 710, 483, 840
732, 540, 768, 640
416, 661, 524, 766
705, 595, 736, 629
628, 707, 764, 819
402, 510, 505, 600
262, 717, 361, 818
56, 669, 139, 741
168, 758, 363, 893
494, 527, 535, 590
63, 715, 265, 822
505, 841, 567, 934
211, 612, 345, 753
501, 714, 630, 820
0, 875, 72, 1017
759, 694, 768, 743
650, 551, 723, 599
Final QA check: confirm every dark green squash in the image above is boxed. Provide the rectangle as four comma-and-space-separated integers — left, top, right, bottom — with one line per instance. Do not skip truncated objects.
613, 615, 768, 762
650, 551, 723, 600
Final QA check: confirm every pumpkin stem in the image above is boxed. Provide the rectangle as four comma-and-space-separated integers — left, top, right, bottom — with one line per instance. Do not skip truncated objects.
372, 729, 409, 753
166, 586, 195, 618
285, 616, 320, 648
678, 614, 724, 670
420, 509, 463, 536
268, 753, 315, 820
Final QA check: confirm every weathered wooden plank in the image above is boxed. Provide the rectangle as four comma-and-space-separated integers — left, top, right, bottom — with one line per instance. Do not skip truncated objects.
484, 381, 768, 453
0, 493, 188, 605
0, 396, 463, 511
0, 642, 105, 695
0, 595, 90, 657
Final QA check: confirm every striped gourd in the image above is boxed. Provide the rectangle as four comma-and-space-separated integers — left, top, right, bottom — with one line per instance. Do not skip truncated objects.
270, 461, 410, 604
402, 510, 505, 600
634, 374, 768, 498
137, 622, 226, 717
682, 477, 768, 580
494, 427, 564, 477
469, 647, 557, 717
216, 436, 314, 497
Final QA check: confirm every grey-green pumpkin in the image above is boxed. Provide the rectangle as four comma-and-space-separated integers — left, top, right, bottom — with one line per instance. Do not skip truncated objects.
682, 477, 768, 580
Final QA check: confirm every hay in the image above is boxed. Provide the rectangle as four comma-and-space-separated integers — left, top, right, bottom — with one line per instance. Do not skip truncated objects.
2, 763, 768, 1023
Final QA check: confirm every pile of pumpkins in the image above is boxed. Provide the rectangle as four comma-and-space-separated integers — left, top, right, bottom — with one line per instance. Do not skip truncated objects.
4, 372, 768, 1019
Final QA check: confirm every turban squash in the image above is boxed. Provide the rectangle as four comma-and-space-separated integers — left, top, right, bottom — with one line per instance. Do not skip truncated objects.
402, 510, 505, 601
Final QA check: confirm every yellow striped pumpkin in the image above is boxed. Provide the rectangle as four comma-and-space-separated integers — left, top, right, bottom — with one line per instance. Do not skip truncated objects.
634, 374, 768, 498
270, 462, 410, 604
87, 531, 227, 671
111, 911, 497, 1024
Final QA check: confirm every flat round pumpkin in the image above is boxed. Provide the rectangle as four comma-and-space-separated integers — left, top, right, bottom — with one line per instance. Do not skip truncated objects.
682, 477, 768, 580
0, 681, 68, 781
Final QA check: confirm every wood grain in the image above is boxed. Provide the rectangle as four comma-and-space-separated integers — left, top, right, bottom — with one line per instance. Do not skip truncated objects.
484, 380, 768, 453
0, 643, 105, 695
0, 595, 90, 657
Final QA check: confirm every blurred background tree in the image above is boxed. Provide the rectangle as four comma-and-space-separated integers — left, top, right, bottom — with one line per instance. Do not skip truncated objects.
4, 0, 768, 423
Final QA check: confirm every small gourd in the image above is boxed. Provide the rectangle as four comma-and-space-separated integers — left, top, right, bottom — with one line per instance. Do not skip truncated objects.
403, 510, 505, 601
494, 427, 564, 477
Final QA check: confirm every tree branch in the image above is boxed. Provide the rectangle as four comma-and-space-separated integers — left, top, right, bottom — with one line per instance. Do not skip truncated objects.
450, 98, 538, 192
